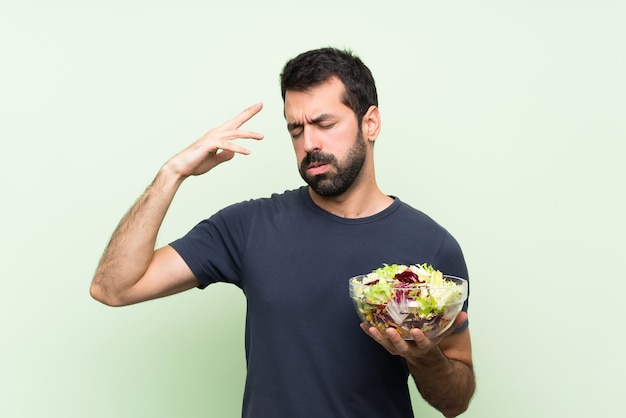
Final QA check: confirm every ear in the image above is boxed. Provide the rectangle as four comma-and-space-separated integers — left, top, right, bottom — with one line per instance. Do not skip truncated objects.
362, 105, 381, 142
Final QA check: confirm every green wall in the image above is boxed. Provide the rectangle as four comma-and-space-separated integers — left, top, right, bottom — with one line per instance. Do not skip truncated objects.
1, 1, 624, 417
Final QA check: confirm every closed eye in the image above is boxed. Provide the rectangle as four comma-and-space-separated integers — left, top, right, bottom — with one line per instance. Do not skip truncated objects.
287, 114, 336, 139
290, 128, 303, 139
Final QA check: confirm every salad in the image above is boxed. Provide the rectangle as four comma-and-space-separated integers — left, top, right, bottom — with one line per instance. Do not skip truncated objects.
349, 263, 467, 339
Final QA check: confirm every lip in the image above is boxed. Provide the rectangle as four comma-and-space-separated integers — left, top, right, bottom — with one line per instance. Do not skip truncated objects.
307, 163, 329, 176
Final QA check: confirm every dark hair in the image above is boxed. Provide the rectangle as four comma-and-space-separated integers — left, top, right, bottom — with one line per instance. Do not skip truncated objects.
280, 47, 378, 122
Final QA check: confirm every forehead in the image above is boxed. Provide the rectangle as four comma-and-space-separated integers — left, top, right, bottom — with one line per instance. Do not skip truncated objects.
284, 77, 348, 122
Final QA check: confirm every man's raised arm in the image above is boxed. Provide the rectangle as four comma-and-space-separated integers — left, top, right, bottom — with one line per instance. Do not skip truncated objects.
90, 103, 264, 306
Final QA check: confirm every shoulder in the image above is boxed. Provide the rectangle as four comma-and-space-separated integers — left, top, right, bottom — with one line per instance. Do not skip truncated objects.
218, 187, 305, 215
391, 198, 449, 233
392, 198, 467, 272
205, 188, 308, 230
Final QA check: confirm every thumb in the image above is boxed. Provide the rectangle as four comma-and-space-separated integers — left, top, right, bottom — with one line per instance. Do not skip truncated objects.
213, 150, 235, 165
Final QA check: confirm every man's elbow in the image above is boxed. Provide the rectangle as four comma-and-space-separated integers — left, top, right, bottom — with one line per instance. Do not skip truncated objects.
442, 402, 471, 418
441, 384, 475, 417
89, 279, 127, 307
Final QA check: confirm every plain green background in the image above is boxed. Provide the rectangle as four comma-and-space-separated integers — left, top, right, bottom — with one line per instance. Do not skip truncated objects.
1, 1, 625, 417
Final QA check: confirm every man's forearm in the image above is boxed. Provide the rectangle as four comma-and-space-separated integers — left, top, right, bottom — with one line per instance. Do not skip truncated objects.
408, 346, 475, 417
90, 165, 184, 305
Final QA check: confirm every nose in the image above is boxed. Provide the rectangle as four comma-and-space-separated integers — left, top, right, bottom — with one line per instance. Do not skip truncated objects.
302, 125, 321, 153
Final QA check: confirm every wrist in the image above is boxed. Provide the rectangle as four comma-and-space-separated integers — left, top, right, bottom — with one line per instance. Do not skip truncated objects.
144, 163, 187, 200
406, 346, 451, 373
159, 160, 188, 186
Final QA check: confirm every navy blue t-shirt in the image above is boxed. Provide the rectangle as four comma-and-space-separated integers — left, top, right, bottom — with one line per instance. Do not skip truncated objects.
170, 187, 469, 418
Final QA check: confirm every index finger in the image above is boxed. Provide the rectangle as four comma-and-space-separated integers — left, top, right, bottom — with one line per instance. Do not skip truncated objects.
225, 102, 264, 129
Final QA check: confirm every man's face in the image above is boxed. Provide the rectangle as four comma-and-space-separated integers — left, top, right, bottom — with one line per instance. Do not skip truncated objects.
284, 77, 367, 197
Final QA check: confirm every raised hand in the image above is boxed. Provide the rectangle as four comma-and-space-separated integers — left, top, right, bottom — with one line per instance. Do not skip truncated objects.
90, 103, 265, 307
166, 103, 265, 179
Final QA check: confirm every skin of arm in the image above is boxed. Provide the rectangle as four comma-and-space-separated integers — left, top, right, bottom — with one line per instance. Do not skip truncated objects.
361, 312, 475, 417
90, 103, 264, 306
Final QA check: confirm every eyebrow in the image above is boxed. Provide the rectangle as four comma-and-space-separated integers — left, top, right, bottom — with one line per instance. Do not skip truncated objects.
287, 113, 335, 131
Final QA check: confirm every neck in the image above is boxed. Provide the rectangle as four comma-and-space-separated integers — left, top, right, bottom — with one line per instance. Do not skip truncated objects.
308, 180, 393, 219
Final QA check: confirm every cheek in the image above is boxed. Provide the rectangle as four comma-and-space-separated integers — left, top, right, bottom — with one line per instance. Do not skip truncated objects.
328, 126, 358, 153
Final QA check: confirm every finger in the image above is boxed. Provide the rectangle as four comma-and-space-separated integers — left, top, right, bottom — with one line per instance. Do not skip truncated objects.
360, 324, 396, 352
223, 102, 264, 129
360, 323, 382, 340
214, 140, 253, 156
212, 149, 235, 164
220, 128, 265, 142
409, 328, 432, 349
435, 311, 468, 340
384, 328, 413, 354
408, 312, 468, 348
363, 325, 415, 357
453, 311, 468, 329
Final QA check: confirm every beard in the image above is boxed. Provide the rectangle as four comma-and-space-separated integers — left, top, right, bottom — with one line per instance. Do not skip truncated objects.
298, 129, 367, 197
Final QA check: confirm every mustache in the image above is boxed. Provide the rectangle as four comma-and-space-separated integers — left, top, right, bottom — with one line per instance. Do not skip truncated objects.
302, 151, 337, 167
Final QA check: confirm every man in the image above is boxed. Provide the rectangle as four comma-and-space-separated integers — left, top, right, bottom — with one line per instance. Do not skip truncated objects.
91, 47, 475, 417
